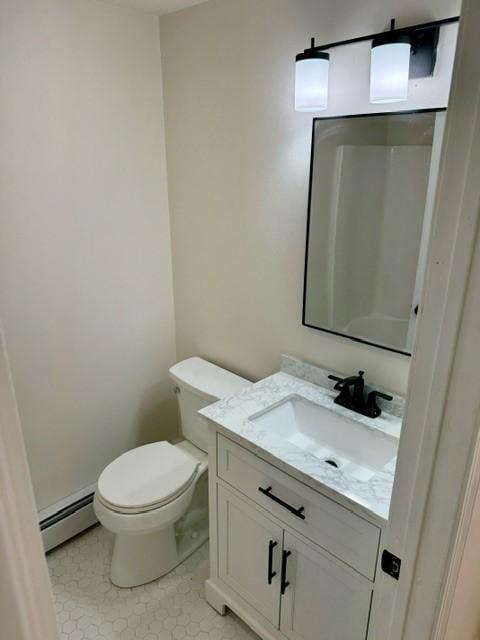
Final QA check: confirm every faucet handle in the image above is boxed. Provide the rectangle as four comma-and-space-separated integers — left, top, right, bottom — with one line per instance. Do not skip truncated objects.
366, 390, 393, 418
374, 391, 393, 402
328, 371, 364, 384
328, 374, 343, 383
328, 374, 344, 391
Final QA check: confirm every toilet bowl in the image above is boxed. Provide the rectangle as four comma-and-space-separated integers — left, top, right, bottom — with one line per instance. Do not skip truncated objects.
94, 357, 251, 588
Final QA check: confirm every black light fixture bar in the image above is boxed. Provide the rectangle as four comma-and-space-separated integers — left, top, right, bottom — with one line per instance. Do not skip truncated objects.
304, 16, 459, 54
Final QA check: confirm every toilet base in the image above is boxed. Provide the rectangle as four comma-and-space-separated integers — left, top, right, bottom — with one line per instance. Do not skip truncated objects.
99, 449, 210, 588
110, 518, 209, 588
110, 526, 176, 588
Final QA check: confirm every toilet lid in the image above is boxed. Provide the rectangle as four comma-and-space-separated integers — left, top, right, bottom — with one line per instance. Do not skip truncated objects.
97, 442, 199, 511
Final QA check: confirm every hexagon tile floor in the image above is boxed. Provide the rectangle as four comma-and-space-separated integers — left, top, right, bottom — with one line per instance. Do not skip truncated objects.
47, 525, 259, 640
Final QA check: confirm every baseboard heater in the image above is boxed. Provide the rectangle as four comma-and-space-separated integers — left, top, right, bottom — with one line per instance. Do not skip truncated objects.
39, 485, 98, 552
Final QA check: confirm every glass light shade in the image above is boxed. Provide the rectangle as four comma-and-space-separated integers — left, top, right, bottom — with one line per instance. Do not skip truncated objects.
295, 53, 329, 112
370, 40, 411, 103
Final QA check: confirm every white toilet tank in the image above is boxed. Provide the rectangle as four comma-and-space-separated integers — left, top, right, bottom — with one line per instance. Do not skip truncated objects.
169, 357, 252, 453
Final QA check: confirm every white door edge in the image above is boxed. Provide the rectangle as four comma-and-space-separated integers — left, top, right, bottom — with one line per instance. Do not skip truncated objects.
373, 1, 480, 637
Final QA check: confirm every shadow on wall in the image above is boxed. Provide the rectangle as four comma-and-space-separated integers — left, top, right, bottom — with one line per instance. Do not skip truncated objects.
135, 387, 178, 446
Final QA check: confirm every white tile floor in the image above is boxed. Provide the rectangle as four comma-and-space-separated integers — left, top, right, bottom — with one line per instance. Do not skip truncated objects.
47, 525, 259, 640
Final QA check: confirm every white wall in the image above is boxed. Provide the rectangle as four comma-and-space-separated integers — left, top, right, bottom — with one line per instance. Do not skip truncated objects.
159, 0, 461, 395
0, 0, 177, 512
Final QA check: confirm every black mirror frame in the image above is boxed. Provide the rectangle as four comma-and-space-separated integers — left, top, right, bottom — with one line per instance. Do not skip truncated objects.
302, 108, 446, 356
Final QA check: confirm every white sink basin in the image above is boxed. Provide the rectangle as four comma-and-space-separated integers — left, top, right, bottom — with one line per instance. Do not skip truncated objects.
250, 394, 397, 481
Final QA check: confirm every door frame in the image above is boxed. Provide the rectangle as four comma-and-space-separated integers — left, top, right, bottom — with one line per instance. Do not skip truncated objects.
372, 0, 480, 636
0, 323, 59, 640
433, 433, 480, 639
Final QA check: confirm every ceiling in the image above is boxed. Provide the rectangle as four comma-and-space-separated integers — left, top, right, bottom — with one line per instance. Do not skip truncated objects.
110, 0, 208, 16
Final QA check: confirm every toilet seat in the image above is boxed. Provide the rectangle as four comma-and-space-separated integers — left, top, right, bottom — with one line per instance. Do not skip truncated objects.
97, 442, 199, 515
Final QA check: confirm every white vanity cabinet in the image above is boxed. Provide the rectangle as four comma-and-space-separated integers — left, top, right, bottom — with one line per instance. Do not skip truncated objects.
206, 431, 381, 640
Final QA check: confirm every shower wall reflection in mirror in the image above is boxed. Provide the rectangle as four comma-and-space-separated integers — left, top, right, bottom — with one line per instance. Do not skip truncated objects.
303, 109, 446, 355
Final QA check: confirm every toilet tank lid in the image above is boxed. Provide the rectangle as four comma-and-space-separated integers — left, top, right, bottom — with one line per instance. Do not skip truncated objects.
169, 357, 252, 401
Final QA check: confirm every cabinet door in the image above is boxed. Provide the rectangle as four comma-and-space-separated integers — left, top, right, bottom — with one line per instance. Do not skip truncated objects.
280, 531, 372, 640
218, 485, 283, 627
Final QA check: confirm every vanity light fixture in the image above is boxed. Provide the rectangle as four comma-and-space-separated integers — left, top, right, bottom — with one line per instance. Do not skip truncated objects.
370, 20, 411, 103
295, 16, 459, 111
295, 38, 330, 112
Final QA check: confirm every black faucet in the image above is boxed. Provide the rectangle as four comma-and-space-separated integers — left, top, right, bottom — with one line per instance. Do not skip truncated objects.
328, 370, 393, 418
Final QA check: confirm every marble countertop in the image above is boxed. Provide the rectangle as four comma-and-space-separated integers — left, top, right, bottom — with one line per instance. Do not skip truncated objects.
200, 360, 401, 524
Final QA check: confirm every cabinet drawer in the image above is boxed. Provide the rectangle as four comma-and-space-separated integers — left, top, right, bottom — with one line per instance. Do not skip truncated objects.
217, 434, 380, 580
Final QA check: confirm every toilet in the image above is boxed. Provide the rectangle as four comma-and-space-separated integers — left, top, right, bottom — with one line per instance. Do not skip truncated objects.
94, 357, 252, 588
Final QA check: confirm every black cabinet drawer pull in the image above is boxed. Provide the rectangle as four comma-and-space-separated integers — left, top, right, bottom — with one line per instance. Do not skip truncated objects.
281, 549, 291, 595
267, 540, 277, 584
258, 486, 306, 520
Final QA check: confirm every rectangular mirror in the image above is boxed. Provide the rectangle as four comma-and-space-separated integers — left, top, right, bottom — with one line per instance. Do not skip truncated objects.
303, 109, 446, 355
